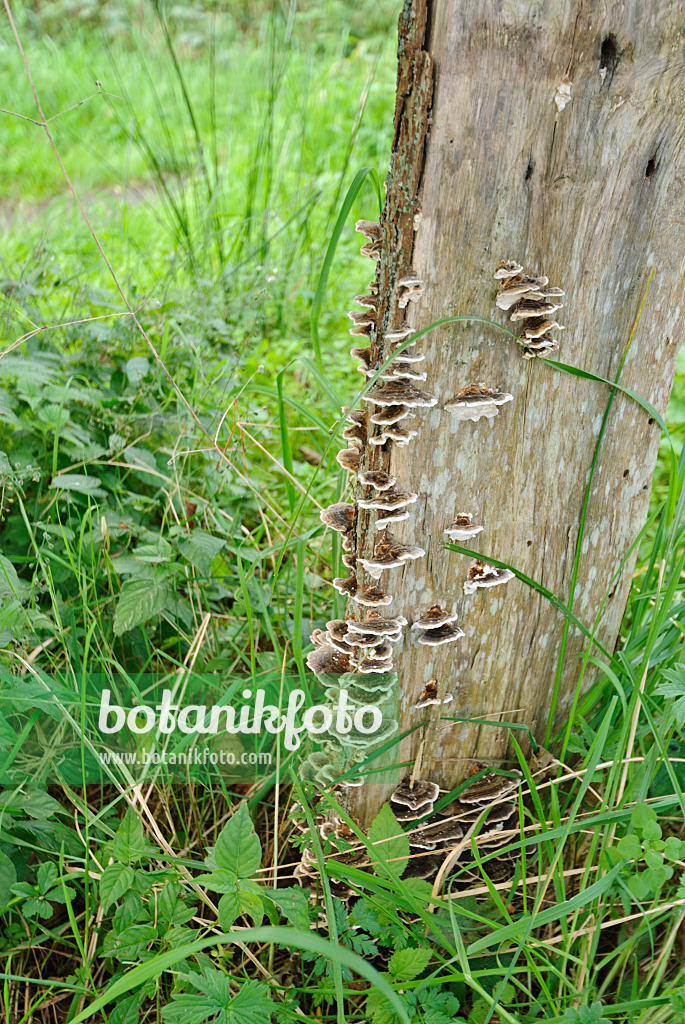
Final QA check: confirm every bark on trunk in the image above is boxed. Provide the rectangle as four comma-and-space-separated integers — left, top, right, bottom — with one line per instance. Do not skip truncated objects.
348, 0, 685, 825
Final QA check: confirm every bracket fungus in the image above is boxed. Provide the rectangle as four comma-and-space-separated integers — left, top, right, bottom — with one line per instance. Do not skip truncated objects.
389, 777, 440, 821
358, 469, 397, 491
417, 622, 465, 646
357, 488, 419, 512
414, 680, 454, 709
463, 559, 515, 595
445, 383, 513, 423
370, 405, 412, 426
332, 575, 358, 598
358, 531, 426, 578
370, 425, 419, 447
364, 381, 437, 409
351, 585, 393, 608
336, 447, 362, 472
496, 261, 567, 358
305, 646, 353, 675
346, 615, 407, 637
396, 275, 423, 308
444, 513, 484, 541
375, 507, 411, 528
320, 503, 355, 533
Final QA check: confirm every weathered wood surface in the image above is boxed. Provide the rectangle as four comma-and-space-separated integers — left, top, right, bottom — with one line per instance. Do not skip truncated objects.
349, 0, 685, 825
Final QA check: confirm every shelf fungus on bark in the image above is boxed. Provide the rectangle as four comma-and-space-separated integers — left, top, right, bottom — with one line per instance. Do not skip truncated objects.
346, 615, 407, 638
332, 575, 358, 598
358, 469, 397, 491
376, 507, 411, 528
444, 513, 484, 541
353, 292, 378, 310
369, 425, 419, 447
397, 275, 423, 309
364, 380, 437, 409
410, 604, 459, 630
358, 531, 426, 578
320, 503, 355, 533
378, 363, 428, 382
356, 219, 382, 261
389, 777, 440, 821
385, 325, 415, 343
463, 559, 515, 595
410, 816, 465, 849
414, 680, 454, 709
458, 767, 523, 804
358, 488, 419, 512
370, 404, 412, 426
305, 645, 353, 675
350, 345, 373, 372
496, 261, 567, 357
336, 447, 362, 472
350, 585, 393, 607
417, 622, 465, 646
445, 384, 513, 423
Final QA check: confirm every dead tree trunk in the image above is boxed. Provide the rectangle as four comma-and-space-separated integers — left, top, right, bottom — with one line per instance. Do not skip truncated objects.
348, 0, 685, 826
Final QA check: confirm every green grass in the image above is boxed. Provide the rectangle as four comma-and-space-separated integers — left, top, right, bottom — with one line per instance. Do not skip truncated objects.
1, 2, 685, 1023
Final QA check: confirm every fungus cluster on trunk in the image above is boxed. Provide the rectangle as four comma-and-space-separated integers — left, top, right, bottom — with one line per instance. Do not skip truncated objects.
294, 223, 538, 903
495, 260, 566, 358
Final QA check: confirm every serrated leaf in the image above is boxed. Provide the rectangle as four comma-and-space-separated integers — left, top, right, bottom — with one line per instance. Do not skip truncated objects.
110, 807, 157, 864
113, 575, 172, 635
211, 802, 262, 881
100, 863, 135, 913
180, 531, 226, 575
388, 946, 432, 982
368, 803, 409, 879
266, 886, 311, 929
162, 970, 272, 1024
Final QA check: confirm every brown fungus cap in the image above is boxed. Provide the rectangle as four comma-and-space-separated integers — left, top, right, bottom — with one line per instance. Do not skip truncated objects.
319, 503, 355, 533
459, 769, 523, 805
364, 381, 437, 409
496, 279, 541, 310
341, 553, 357, 570
306, 646, 353, 675
348, 309, 376, 327
378, 364, 428, 382
410, 604, 459, 629
355, 219, 382, 241
415, 681, 454, 709
359, 240, 382, 260
350, 585, 393, 607
336, 448, 362, 472
463, 559, 515, 595
332, 575, 358, 598
353, 292, 378, 309
350, 346, 373, 368
523, 317, 564, 339
371, 425, 419, 447
391, 777, 440, 809
326, 620, 350, 643
376, 508, 411, 529
346, 615, 407, 636
509, 297, 563, 320
445, 384, 513, 422
370, 404, 412, 426
494, 259, 524, 280
444, 513, 484, 541
418, 622, 465, 646
342, 422, 367, 446
385, 325, 415, 342
358, 470, 397, 491
358, 489, 418, 511
396, 275, 423, 308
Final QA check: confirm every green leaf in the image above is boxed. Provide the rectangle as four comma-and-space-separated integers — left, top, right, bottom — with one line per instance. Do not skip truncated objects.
0, 850, 17, 905
388, 946, 432, 982
655, 667, 685, 728
664, 836, 685, 861
211, 802, 262, 881
100, 864, 136, 913
110, 807, 157, 864
162, 974, 272, 1024
113, 575, 172, 635
0, 555, 30, 602
265, 886, 311, 929
180, 531, 226, 576
631, 803, 658, 830
368, 803, 409, 879
616, 834, 641, 859
49, 473, 104, 495
217, 889, 240, 930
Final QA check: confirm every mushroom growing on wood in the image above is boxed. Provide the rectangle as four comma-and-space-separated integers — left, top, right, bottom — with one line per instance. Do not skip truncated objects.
445, 383, 513, 423
417, 622, 465, 646
414, 680, 454, 709
389, 777, 440, 821
336, 447, 362, 472
305, 646, 353, 675
396, 275, 423, 308
357, 488, 418, 511
370, 404, 412, 425
364, 381, 437, 409
444, 513, 484, 541
320, 503, 355, 533
351, 585, 393, 607
358, 469, 397, 491
463, 559, 515, 595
